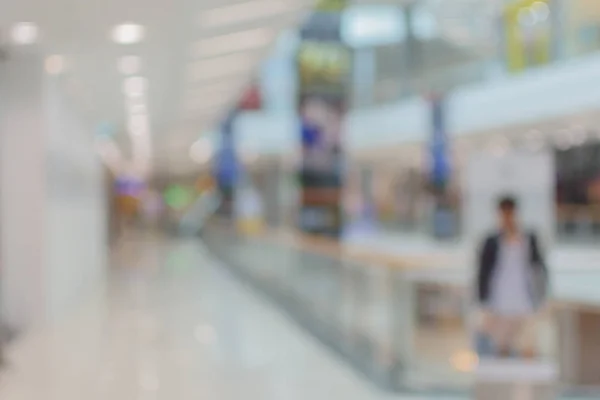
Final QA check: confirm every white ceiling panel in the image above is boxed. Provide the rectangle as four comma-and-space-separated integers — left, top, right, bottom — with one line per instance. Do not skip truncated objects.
0, 0, 313, 176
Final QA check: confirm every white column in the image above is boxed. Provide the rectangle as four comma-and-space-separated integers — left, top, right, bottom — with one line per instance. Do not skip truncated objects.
0, 50, 107, 331
0, 51, 48, 330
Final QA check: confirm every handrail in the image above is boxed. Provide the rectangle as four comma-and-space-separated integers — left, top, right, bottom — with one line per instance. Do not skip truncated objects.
209, 219, 459, 271
179, 190, 222, 236
208, 220, 600, 311
203, 221, 600, 397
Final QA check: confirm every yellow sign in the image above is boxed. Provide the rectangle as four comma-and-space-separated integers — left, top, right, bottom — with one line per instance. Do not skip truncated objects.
504, 0, 551, 72
315, 0, 347, 12
298, 42, 351, 88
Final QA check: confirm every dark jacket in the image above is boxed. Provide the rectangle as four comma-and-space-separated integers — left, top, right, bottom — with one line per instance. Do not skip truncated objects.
477, 232, 548, 305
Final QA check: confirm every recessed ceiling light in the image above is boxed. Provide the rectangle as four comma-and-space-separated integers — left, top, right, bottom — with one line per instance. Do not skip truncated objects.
118, 55, 142, 75
123, 76, 147, 97
45, 55, 65, 75
11, 22, 39, 45
111, 23, 145, 45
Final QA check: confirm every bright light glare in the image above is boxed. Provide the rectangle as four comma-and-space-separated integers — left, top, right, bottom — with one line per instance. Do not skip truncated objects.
111, 23, 145, 44
118, 55, 142, 75
45, 55, 65, 75
342, 6, 406, 47
123, 76, 147, 97
450, 350, 478, 373
11, 22, 39, 45
518, 8, 536, 26
190, 138, 213, 164
191, 28, 272, 58
532, 1, 550, 21
199, 0, 296, 28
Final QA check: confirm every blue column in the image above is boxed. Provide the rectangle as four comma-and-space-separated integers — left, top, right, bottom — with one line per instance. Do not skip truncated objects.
213, 112, 240, 217
428, 95, 456, 239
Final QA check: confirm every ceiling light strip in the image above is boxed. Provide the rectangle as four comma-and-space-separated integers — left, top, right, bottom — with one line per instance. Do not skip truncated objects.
123, 74, 152, 177
111, 23, 145, 44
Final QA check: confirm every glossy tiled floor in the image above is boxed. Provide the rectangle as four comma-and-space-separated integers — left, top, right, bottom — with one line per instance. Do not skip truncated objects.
0, 235, 461, 400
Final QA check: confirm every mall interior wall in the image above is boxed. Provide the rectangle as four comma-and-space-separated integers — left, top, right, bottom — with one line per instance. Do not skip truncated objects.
231, 51, 600, 155
0, 50, 107, 331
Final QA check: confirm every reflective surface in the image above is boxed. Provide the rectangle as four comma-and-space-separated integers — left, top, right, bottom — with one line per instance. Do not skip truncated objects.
0, 232, 464, 400
203, 223, 600, 399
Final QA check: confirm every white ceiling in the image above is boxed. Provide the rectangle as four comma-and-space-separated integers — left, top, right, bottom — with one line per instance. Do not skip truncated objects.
0, 0, 313, 175
0, 0, 510, 177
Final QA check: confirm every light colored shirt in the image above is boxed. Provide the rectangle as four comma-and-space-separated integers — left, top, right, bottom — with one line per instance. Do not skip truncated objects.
489, 236, 534, 317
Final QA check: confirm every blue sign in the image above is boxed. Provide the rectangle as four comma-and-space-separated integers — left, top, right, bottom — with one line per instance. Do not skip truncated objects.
429, 96, 456, 239
301, 118, 322, 149
430, 97, 450, 188
214, 112, 240, 188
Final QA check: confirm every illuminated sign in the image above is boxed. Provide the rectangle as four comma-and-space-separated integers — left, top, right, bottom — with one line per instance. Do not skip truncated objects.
297, 42, 351, 89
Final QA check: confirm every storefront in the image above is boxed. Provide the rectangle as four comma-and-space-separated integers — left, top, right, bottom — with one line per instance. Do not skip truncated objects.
555, 141, 600, 239
563, 0, 600, 57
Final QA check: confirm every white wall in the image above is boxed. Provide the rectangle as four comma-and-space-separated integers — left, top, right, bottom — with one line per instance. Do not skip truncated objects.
0, 52, 48, 329
45, 80, 107, 320
0, 51, 107, 331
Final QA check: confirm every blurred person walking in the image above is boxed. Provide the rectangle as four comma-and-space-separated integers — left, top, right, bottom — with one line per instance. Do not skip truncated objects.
476, 196, 549, 357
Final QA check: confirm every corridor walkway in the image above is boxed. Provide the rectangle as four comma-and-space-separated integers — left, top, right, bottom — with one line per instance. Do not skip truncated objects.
0, 235, 459, 400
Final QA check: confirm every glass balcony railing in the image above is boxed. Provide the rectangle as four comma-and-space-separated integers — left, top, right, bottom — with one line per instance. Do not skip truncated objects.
369, 0, 600, 105
201, 219, 600, 399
